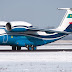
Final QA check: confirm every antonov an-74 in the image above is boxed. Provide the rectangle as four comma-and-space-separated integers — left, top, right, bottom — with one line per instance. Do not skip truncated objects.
0, 8, 72, 51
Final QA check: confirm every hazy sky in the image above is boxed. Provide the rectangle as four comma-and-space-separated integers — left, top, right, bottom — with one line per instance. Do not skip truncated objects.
0, 0, 72, 28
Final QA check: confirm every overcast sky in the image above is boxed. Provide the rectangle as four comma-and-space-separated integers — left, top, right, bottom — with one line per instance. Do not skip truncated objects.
0, 0, 72, 28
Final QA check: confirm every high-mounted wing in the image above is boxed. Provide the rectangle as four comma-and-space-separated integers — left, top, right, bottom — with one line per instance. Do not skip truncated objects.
0, 21, 71, 34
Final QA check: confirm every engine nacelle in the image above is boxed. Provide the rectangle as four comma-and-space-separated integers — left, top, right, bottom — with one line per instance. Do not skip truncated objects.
6, 22, 12, 31
6, 21, 33, 32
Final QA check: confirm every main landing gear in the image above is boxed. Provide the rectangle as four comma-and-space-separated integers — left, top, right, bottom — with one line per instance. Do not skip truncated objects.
12, 46, 16, 51
26, 45, 37, 51
12, 45, 37, 51
12, 46, 21, 51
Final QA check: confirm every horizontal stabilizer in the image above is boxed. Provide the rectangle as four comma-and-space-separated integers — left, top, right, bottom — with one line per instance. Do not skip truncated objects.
57, 8, 72, 10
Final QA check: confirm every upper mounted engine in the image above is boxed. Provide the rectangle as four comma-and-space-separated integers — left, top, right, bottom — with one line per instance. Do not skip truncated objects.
6, 22, 11, 31
5, 21, 33, 32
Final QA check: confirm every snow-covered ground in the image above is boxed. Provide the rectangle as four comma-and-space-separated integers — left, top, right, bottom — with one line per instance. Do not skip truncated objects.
0, 42, 72, 72
0, 52, 72, 72
0, 52, 72, 62
0, 62, 72, 72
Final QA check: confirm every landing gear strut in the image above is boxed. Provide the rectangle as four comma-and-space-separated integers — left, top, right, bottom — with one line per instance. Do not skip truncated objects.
12, 46, 21, 51
31, 45, 36, 51
26, 45, 37, 51
12, 46, 16, 51
17, 46, 21, 51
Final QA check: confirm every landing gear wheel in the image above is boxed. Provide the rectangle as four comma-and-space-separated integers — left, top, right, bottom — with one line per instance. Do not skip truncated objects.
26, 45, 31, 51
28, 47, 32, 51
12, 46, 16, 51
31, 45, 36, 51
17, 46, 21, 51
33, 46, 36, 51
26, 45, 30, 51
26, 45, 37, 51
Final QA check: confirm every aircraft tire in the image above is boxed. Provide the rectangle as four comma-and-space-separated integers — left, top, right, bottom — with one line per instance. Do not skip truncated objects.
26, 45, 30, 51
17, 46, 21, 51
28, 47, 32, 51
12, 46, 16, 51
28, 47, 29, 50
31, 45, 36, 51
33, 46, 36, 51
26, 45, 36, 51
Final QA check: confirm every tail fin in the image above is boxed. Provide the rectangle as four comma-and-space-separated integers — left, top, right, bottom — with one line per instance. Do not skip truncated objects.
56, 8, 72, 32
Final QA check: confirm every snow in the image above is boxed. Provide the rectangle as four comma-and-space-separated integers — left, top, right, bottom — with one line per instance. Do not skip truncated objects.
0, 62, 72, 72
0, 52, 72, 62
0, 44, 72, 72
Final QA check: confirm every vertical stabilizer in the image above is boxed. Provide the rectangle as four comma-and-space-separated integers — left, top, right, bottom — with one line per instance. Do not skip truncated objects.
56, 8, 72, 32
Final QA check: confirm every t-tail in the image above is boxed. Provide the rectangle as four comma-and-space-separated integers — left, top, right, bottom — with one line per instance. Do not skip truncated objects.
44, 8, 72, 43
56, 8, 72, 33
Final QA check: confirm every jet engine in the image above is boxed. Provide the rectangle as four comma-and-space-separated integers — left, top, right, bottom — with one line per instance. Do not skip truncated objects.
6, 22, 12, 31
6, 21, 33, 32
